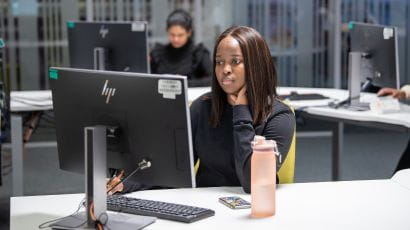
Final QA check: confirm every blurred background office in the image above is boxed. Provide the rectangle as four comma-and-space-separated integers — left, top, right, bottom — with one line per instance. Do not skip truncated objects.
1, 0, 410, 92
1, 0, 410, 229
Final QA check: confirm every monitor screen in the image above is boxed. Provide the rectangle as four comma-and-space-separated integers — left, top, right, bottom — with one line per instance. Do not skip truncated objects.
49, 67, 195, 188
67, 21, 150, 73
349, 22, 400, 90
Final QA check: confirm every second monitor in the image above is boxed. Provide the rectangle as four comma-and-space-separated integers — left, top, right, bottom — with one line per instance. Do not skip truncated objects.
347, 22, 400, 109
67, 21, 150, 73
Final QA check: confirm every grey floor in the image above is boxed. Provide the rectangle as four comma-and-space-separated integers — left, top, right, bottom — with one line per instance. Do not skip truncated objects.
0, 117, 409, 230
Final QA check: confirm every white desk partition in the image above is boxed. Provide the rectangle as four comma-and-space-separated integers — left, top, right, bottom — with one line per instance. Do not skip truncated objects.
10, 174, 410, 230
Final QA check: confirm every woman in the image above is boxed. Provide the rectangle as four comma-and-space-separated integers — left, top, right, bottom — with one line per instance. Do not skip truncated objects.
150, 9, 212, 87
109, 26, 295, 194
190, 26, 295, 193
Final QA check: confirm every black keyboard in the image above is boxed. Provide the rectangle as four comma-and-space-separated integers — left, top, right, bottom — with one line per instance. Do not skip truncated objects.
279, 92, 329, 101
107, 195, 215, 223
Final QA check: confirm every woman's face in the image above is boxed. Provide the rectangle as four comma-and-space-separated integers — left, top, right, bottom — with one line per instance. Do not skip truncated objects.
215, 36, 246, 96
167, 25, 191, 48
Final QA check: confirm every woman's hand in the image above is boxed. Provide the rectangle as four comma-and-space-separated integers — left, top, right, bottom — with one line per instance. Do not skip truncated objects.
229, 86, 248, 105
377, 87, 406, 99
106, 170, 124, 195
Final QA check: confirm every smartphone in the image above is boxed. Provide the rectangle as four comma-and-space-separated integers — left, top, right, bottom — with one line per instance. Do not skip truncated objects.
219, 196, 251, 209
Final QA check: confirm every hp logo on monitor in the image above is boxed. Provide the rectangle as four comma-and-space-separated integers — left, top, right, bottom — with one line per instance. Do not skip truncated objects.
101, 80, 116, 104
100, 25, 109, 38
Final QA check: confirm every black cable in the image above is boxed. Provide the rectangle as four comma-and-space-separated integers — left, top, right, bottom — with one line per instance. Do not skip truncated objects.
38, 197, 87, 229
107, 159, 151, 195
37, 161, 151, 229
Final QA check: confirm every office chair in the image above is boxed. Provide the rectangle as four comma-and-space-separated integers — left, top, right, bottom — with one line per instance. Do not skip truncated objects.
277, 127, 296, 183
277, 101, 296, 184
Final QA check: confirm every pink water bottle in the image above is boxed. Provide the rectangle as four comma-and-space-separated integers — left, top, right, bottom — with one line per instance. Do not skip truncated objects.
251, 135, 278, 217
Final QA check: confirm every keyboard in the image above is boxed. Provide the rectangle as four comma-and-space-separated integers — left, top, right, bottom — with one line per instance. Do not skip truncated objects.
107, 195, 215, 223
279, 92, 329, 101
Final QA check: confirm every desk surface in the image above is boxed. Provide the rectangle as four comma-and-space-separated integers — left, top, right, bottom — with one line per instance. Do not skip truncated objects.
10, 172, 410, 230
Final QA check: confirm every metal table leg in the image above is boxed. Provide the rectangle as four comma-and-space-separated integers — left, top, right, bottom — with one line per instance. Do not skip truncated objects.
0, 139, 2, 186
332, 121, 344, 181
11, 115, 23, 196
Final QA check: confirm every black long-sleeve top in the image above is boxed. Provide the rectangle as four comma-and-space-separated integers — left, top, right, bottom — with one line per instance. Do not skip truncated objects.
150, 39, 212, 87
190, 93, 295, 193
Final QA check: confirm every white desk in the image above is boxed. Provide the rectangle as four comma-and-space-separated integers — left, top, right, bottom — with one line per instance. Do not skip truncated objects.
296, 90, 410, 180
10, 172, 410, 230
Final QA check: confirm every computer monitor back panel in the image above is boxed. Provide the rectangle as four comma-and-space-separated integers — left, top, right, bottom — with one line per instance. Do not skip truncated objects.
50, 67, 194, 188
68, 21, 149, 73
350, 22, 399, 89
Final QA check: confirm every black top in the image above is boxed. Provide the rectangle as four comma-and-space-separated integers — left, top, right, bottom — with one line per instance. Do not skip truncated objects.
190, 93, 295, 193
150, 39, 212, 87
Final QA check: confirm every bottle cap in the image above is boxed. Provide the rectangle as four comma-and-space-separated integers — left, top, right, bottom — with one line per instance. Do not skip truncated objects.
252, 135, 265, 146
252, 135, 281, 161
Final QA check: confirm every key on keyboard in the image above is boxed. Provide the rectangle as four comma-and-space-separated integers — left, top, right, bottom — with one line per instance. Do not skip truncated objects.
107, 195, 215, 223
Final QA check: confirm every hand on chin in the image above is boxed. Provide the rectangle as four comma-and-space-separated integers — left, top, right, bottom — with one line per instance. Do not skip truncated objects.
228, 86, 247, 105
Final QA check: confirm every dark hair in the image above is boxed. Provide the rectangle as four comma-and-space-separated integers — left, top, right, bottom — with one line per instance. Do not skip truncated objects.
210, 26, 278, 127
166, 9, 193, 32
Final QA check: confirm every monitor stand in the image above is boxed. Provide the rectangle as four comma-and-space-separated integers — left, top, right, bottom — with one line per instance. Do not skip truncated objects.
346, 51, 370, 111
93, 47, 107, 70
50, 126, 156, 230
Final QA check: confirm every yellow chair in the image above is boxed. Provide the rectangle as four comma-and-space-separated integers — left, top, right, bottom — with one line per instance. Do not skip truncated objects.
278, 102, 296, 184
194, 159, 200, 175
277, 127, 296, 183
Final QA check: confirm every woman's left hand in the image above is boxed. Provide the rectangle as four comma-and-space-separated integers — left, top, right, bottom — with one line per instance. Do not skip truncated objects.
229, 86, 248, 105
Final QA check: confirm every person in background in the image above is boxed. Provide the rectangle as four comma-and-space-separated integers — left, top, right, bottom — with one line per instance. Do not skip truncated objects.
150, 9, 212, 87
377, 85, 410, 100
190, 26, 295, 193
377, 85, 410, 173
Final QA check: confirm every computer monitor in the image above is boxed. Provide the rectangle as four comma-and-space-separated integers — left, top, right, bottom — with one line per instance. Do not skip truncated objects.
49, 67, 195, 228
49, 67, 195, 188
67, 21, 150, 73
347, 22, 400, 109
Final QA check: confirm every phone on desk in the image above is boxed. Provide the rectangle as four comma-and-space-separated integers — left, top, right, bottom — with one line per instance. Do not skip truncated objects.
219, 196, 251, 209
